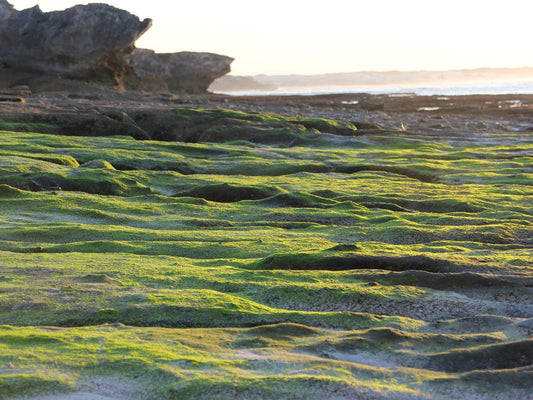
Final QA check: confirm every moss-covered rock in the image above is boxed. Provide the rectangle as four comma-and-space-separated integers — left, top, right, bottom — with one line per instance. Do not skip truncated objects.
0, 107, 531, 400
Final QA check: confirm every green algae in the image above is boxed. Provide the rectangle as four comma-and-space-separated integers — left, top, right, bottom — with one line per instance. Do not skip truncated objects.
0, 108, 531, 399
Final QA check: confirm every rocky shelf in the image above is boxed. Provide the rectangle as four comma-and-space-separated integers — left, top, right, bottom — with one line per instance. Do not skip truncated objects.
0, 89, 532, 399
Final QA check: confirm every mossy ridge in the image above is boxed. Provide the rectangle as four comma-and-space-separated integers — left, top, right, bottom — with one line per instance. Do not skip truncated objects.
0, 277, 423, 329
169, 107, 358, 139
338, 195, 486, 213
10, 240, 261, 259
441, 368, 533, 390
1, 323, 526, 400
422, 338, 533, 373
0, 149, 79, 167
0, 373, 74, 400
249, 252, 467, 273
2, 127, 532, 185
0, 160, 153, 196
124, 108, 332, 144
2, 248, 529, 329
173, 183, 283, 202
0, 122, 56, 134
0, 324, 416, 397
0, 183, 26, 197
296, 326, 508, 361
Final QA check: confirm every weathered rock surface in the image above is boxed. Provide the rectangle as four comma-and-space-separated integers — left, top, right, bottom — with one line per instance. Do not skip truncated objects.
0, 1, 151, 77
0, 0, 15, 22
0, 1, 233, 93
126, 49, 234, 93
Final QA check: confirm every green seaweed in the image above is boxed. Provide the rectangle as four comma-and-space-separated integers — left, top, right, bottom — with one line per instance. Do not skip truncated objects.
0, 107, 531, 399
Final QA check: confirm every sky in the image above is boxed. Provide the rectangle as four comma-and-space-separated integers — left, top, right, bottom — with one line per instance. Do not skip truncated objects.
8, 0, 533, 76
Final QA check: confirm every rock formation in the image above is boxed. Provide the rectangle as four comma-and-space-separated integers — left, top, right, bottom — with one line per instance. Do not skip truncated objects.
0, 2, 151, 76
0, 1, 233, 93
126, 49, 234, 93
0, 0, 15, 22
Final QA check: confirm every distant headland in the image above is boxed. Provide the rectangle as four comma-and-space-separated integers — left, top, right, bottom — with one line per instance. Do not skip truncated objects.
210, 66, 533, 94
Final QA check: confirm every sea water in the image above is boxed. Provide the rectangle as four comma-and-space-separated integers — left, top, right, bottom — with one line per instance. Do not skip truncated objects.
220, 80, 533, 96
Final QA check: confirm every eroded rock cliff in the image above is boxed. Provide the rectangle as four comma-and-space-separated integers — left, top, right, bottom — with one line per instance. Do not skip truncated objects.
0, 3, 151, 76
0, 1, 232, 93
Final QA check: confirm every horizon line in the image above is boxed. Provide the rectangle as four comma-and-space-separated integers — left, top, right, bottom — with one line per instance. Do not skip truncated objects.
228, 65, 533, 78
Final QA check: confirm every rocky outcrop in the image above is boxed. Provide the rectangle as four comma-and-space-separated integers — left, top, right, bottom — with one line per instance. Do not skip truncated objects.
0, 1, 232, 93
0, 2, 151, 77
0, 0, 15, 22
126, 49, 234, 93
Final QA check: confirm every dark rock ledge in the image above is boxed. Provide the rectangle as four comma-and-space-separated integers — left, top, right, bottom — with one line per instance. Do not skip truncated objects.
0, 0, 233, 93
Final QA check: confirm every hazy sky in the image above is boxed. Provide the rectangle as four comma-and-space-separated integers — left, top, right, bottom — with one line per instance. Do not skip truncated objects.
8, 0, 533, 76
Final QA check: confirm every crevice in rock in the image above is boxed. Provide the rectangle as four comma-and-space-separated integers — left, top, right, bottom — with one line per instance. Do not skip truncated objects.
173, 183, 281, 203
250, 253, 465, 273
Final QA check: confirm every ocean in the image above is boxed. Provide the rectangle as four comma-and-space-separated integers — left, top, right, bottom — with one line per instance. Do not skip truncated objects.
219, 80, 533, 97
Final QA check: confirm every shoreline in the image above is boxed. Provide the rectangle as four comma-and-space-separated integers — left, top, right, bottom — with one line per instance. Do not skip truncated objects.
212, 80, 533, 97
2, 91, 531, 139
2, 90, 532, 114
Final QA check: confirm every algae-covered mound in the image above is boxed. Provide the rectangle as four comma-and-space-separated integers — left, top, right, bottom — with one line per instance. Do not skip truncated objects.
0, 107, 531, 400
0, 107, 358, 144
